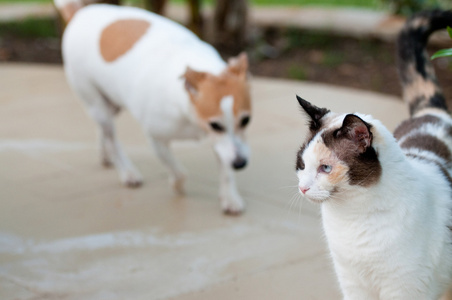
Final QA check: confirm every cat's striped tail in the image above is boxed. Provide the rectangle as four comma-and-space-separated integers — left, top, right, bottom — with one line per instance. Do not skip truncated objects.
397, 10, 452, 116
54, 0, 84, 23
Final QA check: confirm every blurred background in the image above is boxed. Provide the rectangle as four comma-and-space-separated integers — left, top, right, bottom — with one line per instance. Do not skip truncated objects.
2, 1, 452, 299
0, 0, 451, 103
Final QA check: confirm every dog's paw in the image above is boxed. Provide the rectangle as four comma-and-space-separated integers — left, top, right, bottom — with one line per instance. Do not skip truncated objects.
170, 173, 186, 195
101, 157, 113, 168
220, 192, 245, 215
121, 169, 143, 188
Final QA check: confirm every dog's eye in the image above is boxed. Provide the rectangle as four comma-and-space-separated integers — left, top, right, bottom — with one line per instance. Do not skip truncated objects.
240, 116, 250, 128
209, 121, 225, 132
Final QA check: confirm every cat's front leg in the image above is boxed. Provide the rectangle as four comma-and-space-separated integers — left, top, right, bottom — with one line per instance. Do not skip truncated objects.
334, 265, 378, 300
340, 284, 377, 300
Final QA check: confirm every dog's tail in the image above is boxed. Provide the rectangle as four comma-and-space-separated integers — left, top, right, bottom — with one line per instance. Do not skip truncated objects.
397, 10, 452, 116
54, 0, 84, 23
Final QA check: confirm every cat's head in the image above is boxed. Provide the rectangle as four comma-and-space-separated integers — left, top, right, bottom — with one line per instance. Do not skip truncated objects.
295, 96, 382, 203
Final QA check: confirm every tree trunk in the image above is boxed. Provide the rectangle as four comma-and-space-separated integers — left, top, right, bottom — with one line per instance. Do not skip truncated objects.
187, 0, 203, 37
213, 0, 248, 52
83, 0, 120, 4
145, 0, 167, 15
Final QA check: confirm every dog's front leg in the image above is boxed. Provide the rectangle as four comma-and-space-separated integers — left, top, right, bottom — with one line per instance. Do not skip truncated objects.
150, 138, 186, 194
219, 164, 244, 215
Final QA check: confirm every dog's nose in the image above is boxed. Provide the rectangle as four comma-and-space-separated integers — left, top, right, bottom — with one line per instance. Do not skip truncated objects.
232, 157, 247, 170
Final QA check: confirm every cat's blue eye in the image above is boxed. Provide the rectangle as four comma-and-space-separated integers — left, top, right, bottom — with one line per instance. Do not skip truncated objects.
320, 165, 332, 173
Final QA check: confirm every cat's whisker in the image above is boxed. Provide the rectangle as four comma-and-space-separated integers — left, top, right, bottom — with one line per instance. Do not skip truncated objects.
284, 190, 300, 214
277, 185, 299, 190
280, 191, 303, 224
297, 193, 304, 225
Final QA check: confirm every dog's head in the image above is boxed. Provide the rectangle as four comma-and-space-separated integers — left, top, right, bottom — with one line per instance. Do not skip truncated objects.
182, 53, 251, 170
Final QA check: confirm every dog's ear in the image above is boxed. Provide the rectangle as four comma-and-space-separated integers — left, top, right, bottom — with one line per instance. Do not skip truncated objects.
227, 52, 248, 77
182, 67, 207, 98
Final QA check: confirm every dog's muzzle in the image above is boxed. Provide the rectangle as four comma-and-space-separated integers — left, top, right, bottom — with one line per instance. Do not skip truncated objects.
232, 156, 247, 170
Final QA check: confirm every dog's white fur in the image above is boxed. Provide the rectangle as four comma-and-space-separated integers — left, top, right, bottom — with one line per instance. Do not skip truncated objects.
56, 0, 252, 214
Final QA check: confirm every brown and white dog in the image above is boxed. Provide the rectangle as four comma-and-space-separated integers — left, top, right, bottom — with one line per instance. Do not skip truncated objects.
54, 0, 252, 214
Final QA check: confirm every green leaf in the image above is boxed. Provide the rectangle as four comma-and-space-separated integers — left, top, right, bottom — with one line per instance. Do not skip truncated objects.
431, 48, 452, 60
448, 26, 452, 39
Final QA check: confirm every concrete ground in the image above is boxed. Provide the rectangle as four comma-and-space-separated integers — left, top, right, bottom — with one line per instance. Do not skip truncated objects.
0, 63, 408, 299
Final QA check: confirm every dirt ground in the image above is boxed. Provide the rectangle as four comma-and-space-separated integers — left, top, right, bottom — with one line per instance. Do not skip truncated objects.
1, 25, 451, 105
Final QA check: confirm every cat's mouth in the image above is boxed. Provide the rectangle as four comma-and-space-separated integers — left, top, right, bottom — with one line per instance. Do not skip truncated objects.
304, 197, 327, 204
300, 191, 330, 204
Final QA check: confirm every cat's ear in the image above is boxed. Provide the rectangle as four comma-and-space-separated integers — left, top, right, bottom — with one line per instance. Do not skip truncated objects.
335, 114, 372, 154
296, 95, 330, 131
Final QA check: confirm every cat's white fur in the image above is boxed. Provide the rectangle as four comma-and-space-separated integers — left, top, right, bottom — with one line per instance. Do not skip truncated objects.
297, 111, 452, 299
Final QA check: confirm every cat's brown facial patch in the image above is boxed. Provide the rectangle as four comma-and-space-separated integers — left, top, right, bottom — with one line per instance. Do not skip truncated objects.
313, 142, 350, 186
328, 163, 349, 186
322, 116, 382, 187
100, 19, 151, 63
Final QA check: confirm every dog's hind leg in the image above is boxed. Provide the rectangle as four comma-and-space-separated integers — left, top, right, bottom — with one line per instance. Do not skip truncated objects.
150, 138, 186, 194
98, 96, 121, 168
93, 108, 143, 188
77, 85, 143, 188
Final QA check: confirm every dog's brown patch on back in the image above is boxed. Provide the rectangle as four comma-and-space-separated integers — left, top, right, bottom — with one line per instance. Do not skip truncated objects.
100, 19, 151, 63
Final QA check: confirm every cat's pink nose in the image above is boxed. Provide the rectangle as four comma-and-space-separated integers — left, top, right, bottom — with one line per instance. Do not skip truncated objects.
299, 186, 310, 194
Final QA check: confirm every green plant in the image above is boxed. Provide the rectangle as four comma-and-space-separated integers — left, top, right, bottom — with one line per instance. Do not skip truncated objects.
287, 29, 333, 49
287, 65, 308, 80
322, 51, 344, 67
431, 26, 452, 60
379, 0, 451, 16
0, 17, 59, 38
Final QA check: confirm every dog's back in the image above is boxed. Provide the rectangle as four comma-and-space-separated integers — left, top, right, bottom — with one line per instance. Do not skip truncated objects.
54, 0, 252, 214
58, 2, 226, 119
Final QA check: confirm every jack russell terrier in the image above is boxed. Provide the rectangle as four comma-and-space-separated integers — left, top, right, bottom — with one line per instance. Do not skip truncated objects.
54, 0, 252, 214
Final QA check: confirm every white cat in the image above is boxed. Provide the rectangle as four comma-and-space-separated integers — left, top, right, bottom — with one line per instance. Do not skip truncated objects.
295, 10, 452, 300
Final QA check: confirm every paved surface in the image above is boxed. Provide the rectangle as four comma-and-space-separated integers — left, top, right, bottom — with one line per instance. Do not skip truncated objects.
0, 63, 408, 299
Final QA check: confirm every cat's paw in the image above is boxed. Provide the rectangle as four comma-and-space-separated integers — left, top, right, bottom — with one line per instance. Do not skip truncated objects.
220, 191, 245, 215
